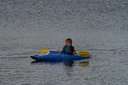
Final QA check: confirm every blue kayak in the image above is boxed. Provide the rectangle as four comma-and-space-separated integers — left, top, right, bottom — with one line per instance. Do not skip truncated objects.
31, 51, 90, 62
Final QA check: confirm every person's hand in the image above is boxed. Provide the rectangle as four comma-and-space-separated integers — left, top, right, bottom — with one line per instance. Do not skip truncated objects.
73, 50, 78, 55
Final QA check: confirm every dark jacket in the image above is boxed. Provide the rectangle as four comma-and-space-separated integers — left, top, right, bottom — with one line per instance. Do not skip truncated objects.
62, 45, 75, 55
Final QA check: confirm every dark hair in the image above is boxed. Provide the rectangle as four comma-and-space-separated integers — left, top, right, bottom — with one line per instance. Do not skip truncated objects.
65, 38, 72, 44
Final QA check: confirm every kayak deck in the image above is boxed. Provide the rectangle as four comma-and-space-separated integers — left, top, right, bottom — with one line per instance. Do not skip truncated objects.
31, 51, 90, 62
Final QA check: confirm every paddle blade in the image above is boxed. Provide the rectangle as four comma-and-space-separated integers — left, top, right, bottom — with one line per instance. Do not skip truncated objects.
79, 50, 90, 57
37, 48, 49, 54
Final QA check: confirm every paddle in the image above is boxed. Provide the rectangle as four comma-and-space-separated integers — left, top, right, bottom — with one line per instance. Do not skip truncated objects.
35, 48, 49, 54
77, 50, 90, 58
35, 48, 90, 57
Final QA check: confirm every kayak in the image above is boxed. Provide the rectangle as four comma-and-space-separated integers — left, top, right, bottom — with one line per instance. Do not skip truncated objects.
31, 51, 90, 62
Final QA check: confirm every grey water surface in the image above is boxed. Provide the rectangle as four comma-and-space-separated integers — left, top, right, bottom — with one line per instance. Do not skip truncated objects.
0, 0, 128, 85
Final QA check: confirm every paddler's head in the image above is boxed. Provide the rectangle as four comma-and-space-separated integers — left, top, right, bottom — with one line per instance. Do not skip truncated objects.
65, 38, 72, 46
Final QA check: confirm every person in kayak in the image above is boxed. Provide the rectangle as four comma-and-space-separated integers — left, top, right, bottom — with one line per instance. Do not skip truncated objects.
62, 38, 76, 55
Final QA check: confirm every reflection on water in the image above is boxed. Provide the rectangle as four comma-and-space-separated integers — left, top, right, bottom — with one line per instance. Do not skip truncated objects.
31, 61, 74, 67
31, 60, 90, 67
79, 61, 89, 67
30, 60, 90, 79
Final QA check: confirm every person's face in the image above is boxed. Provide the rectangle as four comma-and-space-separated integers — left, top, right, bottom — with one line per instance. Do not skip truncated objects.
65, 41, 72, 46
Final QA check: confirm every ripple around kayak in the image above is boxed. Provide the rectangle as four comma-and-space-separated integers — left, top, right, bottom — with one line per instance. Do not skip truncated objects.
30, 51, 90, 62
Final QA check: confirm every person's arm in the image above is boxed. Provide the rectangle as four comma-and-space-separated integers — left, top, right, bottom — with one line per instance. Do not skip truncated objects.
61, 46, 66, 53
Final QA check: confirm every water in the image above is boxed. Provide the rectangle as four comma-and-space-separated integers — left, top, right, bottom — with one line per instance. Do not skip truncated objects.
1, 50, 128, 85
0, 0, 128, 85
